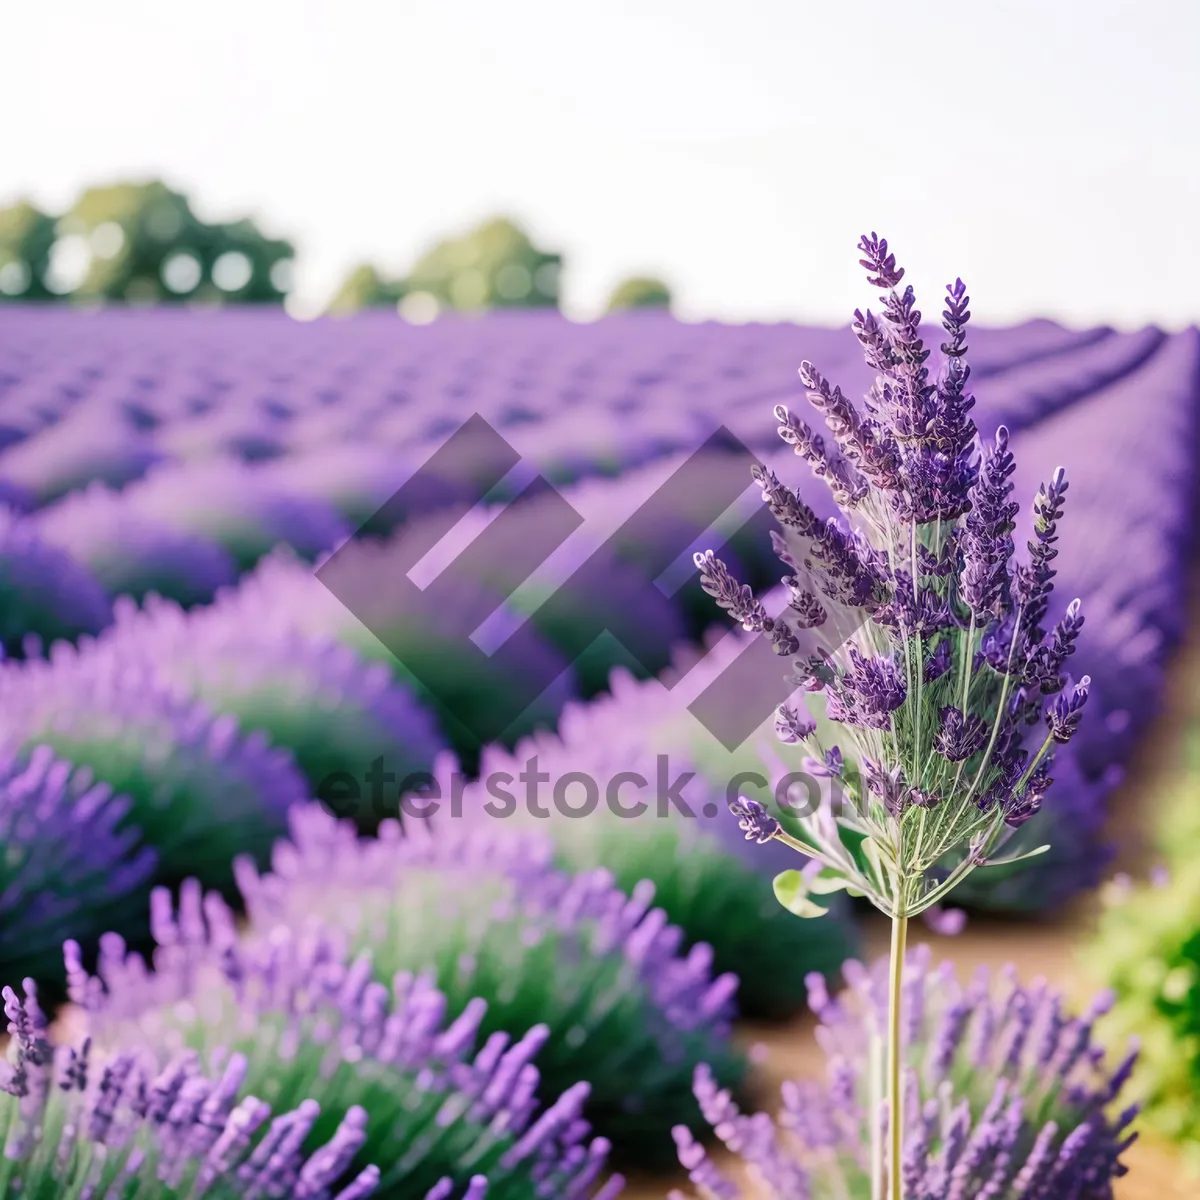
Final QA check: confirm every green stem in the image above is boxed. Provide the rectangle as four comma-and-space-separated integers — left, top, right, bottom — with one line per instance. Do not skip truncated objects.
887, 903, 909, 1200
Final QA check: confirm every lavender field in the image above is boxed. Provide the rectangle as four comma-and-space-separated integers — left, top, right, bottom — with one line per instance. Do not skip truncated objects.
2, 305, 1199, 1197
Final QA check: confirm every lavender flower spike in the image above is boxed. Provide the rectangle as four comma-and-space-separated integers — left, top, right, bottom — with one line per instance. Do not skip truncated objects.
672, 947, 1139, 1199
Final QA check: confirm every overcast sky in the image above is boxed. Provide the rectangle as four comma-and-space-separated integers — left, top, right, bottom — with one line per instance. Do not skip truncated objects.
6, 0, 1198, 325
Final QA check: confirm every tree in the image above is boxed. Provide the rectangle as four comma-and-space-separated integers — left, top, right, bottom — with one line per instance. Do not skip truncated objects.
605, 275, 672, 312
403, 216, 562, 312
326, 264, 407, 317
0, 201, 57, 302
40, 180, 294, 305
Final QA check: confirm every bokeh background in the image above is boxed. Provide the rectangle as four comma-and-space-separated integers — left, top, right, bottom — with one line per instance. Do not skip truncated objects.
2, 2, 1199, 1197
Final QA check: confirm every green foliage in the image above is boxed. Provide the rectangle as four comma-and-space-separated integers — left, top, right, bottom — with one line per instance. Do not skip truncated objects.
326, 262, 407, 315
404, 215, 561, 312
15, 180, 294, 305
0, 200, 56, 301
605, 274, 672, 311
1088, 868, 1200, 1169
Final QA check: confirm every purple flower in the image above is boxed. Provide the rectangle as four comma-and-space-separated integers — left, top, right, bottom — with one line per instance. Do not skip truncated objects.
692, 234, 1102, 915
774, 702, 816, 744
118, 457, 350, 571
671, 947, 1139, 1199
36, 481, 239, 607
729, 796, 781, 844
97, 592, 447, 828
1047, 676, 1092, 744
961, 425, 1019, 622
935, 706, 988, 763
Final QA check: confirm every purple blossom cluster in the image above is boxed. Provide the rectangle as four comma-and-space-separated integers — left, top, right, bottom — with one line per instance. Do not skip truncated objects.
232, 802, 743, 1161
56, 881, 623, 1199
669, 946, 1139, 1199
696, 234, 1108, 913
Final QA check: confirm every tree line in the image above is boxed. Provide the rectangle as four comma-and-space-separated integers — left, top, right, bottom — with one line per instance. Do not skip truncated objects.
0, 181, 672, 315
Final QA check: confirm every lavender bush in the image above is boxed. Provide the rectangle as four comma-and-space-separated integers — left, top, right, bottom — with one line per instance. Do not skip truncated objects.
59, 884, 624, 1199
117, 458, 350, 571
0, 503, 112, 654
95, 593, 446, 826
468, 694, 856, 1018
695, 235, 1095, 1198
216, 546, 578, 761
36, 480, 240, 607
233, 803, 742, 1164
0, 977, 383, 1198
669, 946, 1139, 1198
0, 646, 305, 895
0, 745, 155, 986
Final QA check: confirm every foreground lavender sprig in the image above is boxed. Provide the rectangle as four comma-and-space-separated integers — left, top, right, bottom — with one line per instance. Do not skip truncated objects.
233, 803, 742, 1164
697, 236, 1090, 918
695, 235, 1093, 1199
0, 745, 155, 984
0, 978, 381, 1198
669, 946, 1139, 1199
61, 882, 624, 1199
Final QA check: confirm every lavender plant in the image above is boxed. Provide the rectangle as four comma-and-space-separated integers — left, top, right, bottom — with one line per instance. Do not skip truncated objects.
0, 503, 112, 655
35, 480, 240, 607
211, 546, 578, 762
668, 946, 1139, 1198
695, 235, 1093, 1198
95, 592, 446, 828
0, 977, 383, 1198
0, 745, 155, 985
233, 803, 743, 1164
61, 884, 624, 1199
468, 703, 856, 1019
0, 647, 305, 895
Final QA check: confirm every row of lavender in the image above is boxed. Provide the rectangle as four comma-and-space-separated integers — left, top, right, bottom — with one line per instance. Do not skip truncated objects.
3, 320, 1197, 899
1, 306, 1197, 1195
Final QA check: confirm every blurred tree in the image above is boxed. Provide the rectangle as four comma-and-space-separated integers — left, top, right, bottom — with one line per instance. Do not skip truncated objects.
0, 200, 57, 302
42, 181, 294, 305
403, 216, 562, 313
605, 275, 672, 312
326, 263, 407, 316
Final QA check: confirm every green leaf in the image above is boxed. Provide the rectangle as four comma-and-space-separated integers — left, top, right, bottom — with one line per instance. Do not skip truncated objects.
773, 870, 830, 918
806, 866, 853, 896
980, 844, 1051, 868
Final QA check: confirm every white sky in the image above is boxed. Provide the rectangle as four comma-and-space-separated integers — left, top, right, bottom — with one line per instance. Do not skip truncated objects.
6, 0, 1198, 325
